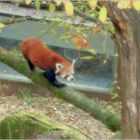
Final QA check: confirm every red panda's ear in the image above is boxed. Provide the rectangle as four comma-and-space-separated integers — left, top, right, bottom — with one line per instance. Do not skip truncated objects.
72, 60, 76, 66
55, 63, 64, 74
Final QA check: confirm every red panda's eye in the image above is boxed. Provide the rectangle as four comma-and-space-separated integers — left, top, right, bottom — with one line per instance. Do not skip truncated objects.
58, 65, 62, 69
56, 63, 63, 70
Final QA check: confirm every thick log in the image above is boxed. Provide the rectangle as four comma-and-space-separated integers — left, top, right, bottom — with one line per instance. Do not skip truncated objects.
0, 47, 121, 131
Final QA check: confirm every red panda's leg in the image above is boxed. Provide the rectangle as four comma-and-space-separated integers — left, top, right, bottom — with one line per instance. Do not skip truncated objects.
27, 60, 35, 71
22, 53, 35, 71
43, 68, 66, 88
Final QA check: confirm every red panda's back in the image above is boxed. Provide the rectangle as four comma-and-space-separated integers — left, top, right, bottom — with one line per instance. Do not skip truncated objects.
21, 38, 70, 71
21, 39, 51, 70
21, 38, 47, 57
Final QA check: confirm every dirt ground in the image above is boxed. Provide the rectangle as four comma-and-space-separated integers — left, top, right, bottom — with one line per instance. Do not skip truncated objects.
0, 80, 121, 139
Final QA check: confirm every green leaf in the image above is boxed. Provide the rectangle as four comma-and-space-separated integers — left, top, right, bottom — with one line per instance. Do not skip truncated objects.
35, 0, 41, 10
25, 0, 32, 5
88, 49, 97, 55
49, 3, 56, 13
132, 1, 140, 11
98, 7, 107, 23
64, 1, 74, 16
88, 0, 97, 9
81, 56, 94, 60
103, 59, 107, 64
0, 23, 5, 31
111, 92, 118, 100
107, 24, 115, 34
15, 1, 20, 7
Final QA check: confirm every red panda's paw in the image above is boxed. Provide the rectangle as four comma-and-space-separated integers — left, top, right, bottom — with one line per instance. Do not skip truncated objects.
53, 80, 66, 88
43, 69, 66, 88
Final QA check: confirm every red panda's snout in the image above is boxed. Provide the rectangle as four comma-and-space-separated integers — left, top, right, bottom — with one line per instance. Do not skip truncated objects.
61, 71, 74, 82
62, 74, 74, 82
55, 60, 75, 82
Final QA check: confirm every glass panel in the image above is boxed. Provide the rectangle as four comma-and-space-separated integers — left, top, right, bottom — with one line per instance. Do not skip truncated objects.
0, 15, 116, 93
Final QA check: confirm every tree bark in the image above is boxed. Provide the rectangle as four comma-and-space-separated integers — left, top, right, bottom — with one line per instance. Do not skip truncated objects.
100, 2, 140, 138
0, 47, 120, 132
117, 13, 140, 139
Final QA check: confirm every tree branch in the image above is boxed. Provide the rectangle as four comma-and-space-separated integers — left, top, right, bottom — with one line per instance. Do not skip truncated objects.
74, 8, 110, 33
0, 47, 121, 132
0, 17, 32, 25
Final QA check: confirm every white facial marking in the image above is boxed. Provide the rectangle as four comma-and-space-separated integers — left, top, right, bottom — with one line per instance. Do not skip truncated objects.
66, 75, 74, 82
60, 73, 65, 79
55, 63, 63, 74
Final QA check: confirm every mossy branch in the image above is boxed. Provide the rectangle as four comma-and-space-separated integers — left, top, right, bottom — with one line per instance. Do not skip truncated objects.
0, 111, 91, 139
0, 47, 121, 131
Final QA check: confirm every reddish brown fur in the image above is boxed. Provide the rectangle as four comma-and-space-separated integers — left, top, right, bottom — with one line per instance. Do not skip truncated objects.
20, 38, 71, 72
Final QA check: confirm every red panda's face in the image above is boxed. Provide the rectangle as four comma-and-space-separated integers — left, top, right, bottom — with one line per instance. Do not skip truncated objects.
55, 60, 75, 82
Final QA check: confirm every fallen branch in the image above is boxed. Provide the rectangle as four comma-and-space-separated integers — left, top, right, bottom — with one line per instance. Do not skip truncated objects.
0, 111, 91, 139
0, 47, 121, 131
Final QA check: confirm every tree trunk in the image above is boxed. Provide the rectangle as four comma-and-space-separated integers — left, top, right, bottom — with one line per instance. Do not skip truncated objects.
101, 2, 140, 138
116, 13, 140, 139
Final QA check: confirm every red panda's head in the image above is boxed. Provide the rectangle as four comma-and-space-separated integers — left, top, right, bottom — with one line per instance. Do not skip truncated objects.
55, 60, 75, 82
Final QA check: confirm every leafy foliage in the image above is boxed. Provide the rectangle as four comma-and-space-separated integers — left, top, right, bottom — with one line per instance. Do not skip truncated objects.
98, 7, 107, 23
71, 34, 89, 49
55, 0, 62, 6
24, 0, 32, 5
132, 1, 140, 11
64, 1, 74, 16
117, 1, 132, 9
117, 1, 140, 11
0, 23, 5, 31
111, 92, 119, 100
88, 0, 97, 9
49, 3, 56, 13
35, 0, 41, 10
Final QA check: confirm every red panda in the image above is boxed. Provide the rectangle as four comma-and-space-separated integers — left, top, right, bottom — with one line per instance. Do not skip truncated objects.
20, 38, 75, 87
